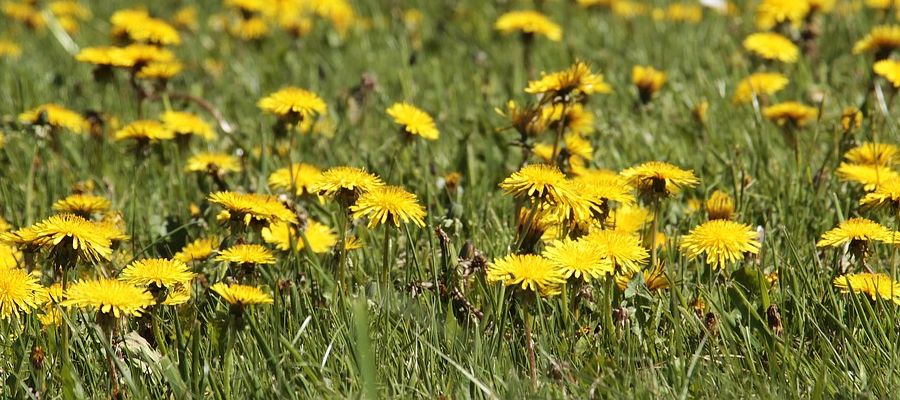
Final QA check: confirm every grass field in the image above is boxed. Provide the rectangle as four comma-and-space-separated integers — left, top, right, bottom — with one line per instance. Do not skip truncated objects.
2, 0, 900, 398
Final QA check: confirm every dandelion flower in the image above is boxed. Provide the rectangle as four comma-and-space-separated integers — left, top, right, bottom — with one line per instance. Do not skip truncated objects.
208, 191, 298, 227
542, 238, 613, 281
860, 178, 900, 212
386, 103, 439, 140
733, 72, 789, 104
119, 16, 181, 46
844, 142, 899, 167
114, 120, 175, 142
258, 87, 327, 122
816, 218, 899, 248
117, 44, 176, 68
29, 214, 113, 263
680, 220, 760, 268
174, 237, 219, 263
616, 264, 669, 291
53, 194, 111, 216
0, 39, 22, 58
312, 166, 384, 206
572, 172, 635, 208
217, 244, 276, 265
161, 111, 216, 141
525, 61, 612, 101
762, 102, 818, 127
841, 107, 863, 132
119, 258, 194, 289
268, 163, 322, 197
606, 204, 652, 234
186, 152, 242, 174
136, 61, 183, 80
874, 60, 900, 88
351, 186, 426, 228
743, 32, 799, 63
62, 279, 155, 318
262, 220, 337, 253
494, 10, 562, 41
853, 25, 900, 57
620, 161, 699, 198
500, 164, 570, 204
0, 243, 21, 269
486, 254, 566, 296
631, 65, 667, 103
836, 163, 899, 191
228, 17, 271, 41
755, 0, 809, 30
0, 268, 44, 319
19, 104, 88, 134
210, 282, 273, 306
585, 229, 649, 273
705, 190, 735, 220
834, 273, 900, 304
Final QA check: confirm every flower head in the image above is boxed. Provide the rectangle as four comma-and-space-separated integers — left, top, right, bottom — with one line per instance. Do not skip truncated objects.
136, 61, 183, 80
494, 10, 562, 41
258, 87, 327, 121
186, 152, 242, 175
606, 204, 652, 234
526, 61, 612, 101
763, 102, 818, 127
585, 229, 649, 273
705, 190, 735, 220
486, 254, 566, 296
161, 111, 216, 140
268, 163, 322, 197
174, 237, 220, 263
733, 72, 789, 104
500, 164, 570, 204
680, 220, 761, 268
351, 186, 426, 228
53, 194, 112, 216
0, 39, 21, 58
542, 238, 613, 281
312, 167, 384, 206
386, 103, 439, 140
616, 264, 669, 291
262, 220, 337, 253
572, 172, 635, 208
0, 268, 45, 319
119, 258, 194, 289
743, 32, 799, 63
834, 273, 900, 304
19, 104, 88, 133
842, 107, 864, 132
62, 279, 155, 318
756, 0, 809, 30
29, 214, 113, 263
836, 163, 900, 191
631, 65, 667, 102
0, 243, 21, 269
817, 218, 899, 247
844, 142, 899, 167
217, 244, 276, 265
208, 191, 298, 227
874, 60, 900, 89
853, 25, 900, 57
860, 178, 900, 212
114, 120, 175, 142
620, 161, 699, 198
210, 282, 273, 306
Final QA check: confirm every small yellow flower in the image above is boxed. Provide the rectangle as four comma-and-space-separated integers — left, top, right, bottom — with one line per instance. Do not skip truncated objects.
268, 163, 322, 197
258, 87, 327, 121
217, 244, 277, 265
62, 279, 155, 318
853, 25, 900, 56
52, 194, 112, 216
665, 3, 703, 23
874, 60, 900, 88
486, 254, 566, 296
743, 32, 799, 63
817, 218, 899, 247
494, 10, 562, 41
161, 111, 216, 141
0, 39, 22, 58
606, 204, 652, 234
836, 163, 899, 191
208, 191, 298, 227
756, 0, 809, 30
584, 229, 649, 273
705, 190, 735, 220
111, 10, 181, 45
680, 220, 760, 269
186, 152, 242, 174
834, 273, 900, 304
616, 264, 669, 291
136, 61, 183, 80
0, 268, 45, 319
174, 237, 220, 263
841, 107, 863, 132
19, 104, 88, 133
311, 166, 384, 206
844, 142, 899, 167
114, 120, 175, 142
351, 186, 427, 228
526, 61, 612, 101
228, 17, 271, 41
631, 65, 667, 102
386, 103, 439, 140
262, 220, 337, 253
119, 258, 194, 289
733, 72, 789, 104
210, 282, 273, 306
620, 161, 699, 198
860, 178, 900, 212
542, 238, 613, 281
763, 101, 818, 127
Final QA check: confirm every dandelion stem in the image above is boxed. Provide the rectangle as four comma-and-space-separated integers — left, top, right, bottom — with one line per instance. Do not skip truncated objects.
151, 308, 168, 356
650, 196, 661, 268
550, 101, 569, 165
381, 228, 392, 292
524, 307, 538, 389
335, 211, 349, 297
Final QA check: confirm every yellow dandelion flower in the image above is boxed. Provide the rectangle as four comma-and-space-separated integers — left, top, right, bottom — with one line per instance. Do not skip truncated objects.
262, 220, 337, 253
733, 72, 789, 104
386, 103, 439, 140
525, 61, 612, 101
844, 142, 899, 167
117, 44, 176, 68
52, 194, 111, 216
19, 104, 88, 133
853, 25, 900, 56
756, 0, 809, 30
161, 284, 191, 306
350, 186, 427, 228
836, 163, 899, 191
632, 65, 667, 102
160, 111, 216, 141
0, 268, 44, 319
705, 190, 735, 220
486, 254, 566, 296
607, 204, 652, 234
572, 172, 635, 207
743, 32, 799, 63
268, 163, 322, 197
217, 244, 276, 265
29, 214, 113, 263
494, 10, 562, 41
762, 101, 818, 127
680, 220, 760, 268
874, 60, 900, 88
817, 218, 899, 247
2, 1, 45, 30
208, 191, 298, 227
210, 282, 273, 306
807, 0, 835, 13
186, 152, 242, 174
860, 178, 900, 212
616, 264, 669, 291
114, 120, 175, 142
62, 279, 154, 318
0, 243, 21, 269
228, 16, 271, 40
666, 3, 703, 23
500, 164, 570, 204
612, 1, 649, 18
119, 258, 194, 289
0, 39, 22, 58
258, 87, 327, 121
122, 17, 181, 46
173, 6, 198, 30
543, 238, 613, 281
312, 166, 384, 205
174, 237, 220, 263
866, 0, 900, 9
620, 161, 699, 198
834, 273, 900, 304
136, 61, 183, 80
576, 0, 613, 8
692, 101, 709, 124
585, 229, 649, 273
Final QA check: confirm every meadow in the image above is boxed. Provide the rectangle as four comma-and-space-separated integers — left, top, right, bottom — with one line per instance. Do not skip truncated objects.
2, 0, 900, 398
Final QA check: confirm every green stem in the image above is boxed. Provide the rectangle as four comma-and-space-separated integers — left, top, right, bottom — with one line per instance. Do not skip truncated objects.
335, 211, 349, 298
650, 197, 661, 268
524, 307, 537, 389
151, 309, 168, 356
550, 102, 569, 165
381, 228, 392, 292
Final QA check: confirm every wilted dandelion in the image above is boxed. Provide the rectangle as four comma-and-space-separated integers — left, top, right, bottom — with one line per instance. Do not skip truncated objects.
616, 264, 669, 291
